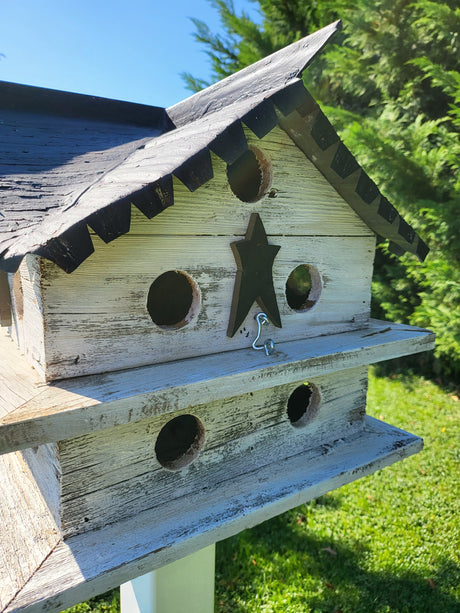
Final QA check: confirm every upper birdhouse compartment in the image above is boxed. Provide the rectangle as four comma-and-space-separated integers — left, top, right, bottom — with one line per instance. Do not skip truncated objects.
0, 22, 428, 382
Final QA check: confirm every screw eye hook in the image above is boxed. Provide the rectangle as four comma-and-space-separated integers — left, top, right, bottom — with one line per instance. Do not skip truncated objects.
252, 312, 275, 356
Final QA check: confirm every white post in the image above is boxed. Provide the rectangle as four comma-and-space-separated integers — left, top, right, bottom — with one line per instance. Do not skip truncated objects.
120, 544, 216, 613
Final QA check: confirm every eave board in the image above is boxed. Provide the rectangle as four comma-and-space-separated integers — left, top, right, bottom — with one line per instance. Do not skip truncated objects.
3, 416, 422, 613
0, 320, 435, 453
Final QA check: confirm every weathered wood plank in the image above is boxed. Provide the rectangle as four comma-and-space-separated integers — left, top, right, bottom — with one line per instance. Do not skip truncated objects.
128, 128, 374, 238
20, 444, 61, 529
23, 232, 374, 379
0, 451, 60, 612
3, 416, 422, 613
0, 330, 44, 421
57, 367, 367, 536
0, 321, 435, 453
13, 257, 46, 380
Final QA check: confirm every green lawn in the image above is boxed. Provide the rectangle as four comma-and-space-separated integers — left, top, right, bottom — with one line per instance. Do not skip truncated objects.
64, 369, 459, 613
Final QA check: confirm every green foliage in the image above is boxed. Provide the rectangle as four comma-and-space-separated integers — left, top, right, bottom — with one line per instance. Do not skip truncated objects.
181, 0, 339, 88
62, 589, 119, 613
69, 373, 460, 612
185, 0, 460, 383
315, 0, 460, 382
215, 371, 460, 612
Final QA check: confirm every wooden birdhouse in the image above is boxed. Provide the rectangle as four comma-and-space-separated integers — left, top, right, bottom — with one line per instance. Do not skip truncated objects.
0, 21, 435, 613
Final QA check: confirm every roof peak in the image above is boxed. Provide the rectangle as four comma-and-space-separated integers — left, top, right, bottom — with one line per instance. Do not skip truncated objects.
168, 21, 342, 128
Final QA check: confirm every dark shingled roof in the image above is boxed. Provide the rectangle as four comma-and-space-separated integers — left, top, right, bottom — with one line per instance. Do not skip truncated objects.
0, 21, 428, 274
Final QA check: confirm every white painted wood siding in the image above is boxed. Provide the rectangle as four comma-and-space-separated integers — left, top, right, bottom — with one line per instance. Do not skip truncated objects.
2, 416, 422, 613
0, 321, 435, 453
9, 127, 375, 381
55, 367, 367, 537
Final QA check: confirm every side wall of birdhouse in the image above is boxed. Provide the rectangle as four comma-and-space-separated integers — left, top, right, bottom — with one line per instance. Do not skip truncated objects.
20, 365, 369, 539
8, 126, 376, 381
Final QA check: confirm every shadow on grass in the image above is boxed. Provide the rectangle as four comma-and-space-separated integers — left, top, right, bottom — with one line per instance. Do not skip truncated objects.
216, 509, 459, 612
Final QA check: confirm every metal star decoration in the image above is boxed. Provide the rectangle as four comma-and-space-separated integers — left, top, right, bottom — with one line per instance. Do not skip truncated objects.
227, 213, 282, 337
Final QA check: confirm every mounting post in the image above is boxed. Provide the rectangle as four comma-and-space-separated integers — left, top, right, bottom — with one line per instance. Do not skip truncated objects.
120, 545, 216, 613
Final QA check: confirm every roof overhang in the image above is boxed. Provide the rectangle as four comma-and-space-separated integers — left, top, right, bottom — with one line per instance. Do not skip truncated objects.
0, 21, 428, 274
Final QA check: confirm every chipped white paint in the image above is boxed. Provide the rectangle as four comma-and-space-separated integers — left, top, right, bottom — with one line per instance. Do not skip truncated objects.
8, 127, 376, 382
2, 416, 422, 613
0, 321, 435, 453
38, 367, 366, 537
0, 452, 60, 612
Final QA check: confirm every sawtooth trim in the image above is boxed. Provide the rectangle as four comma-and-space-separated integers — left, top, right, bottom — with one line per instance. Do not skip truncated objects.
276, 93, 428, 261
132, 176, 175, 219
35, 223, 95, 274
269, 80, 312, 117
242, 99, 279, 139
86, 200, 132, 244
208, 120, 248, 165
173, 148, 214, 192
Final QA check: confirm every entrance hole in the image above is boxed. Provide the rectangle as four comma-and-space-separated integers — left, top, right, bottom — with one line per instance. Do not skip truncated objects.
287, 382, 321, 428
147, 270, 200, 329
227, 146, 272, 203
155, 414, 205, 470
285, 264, 322, 311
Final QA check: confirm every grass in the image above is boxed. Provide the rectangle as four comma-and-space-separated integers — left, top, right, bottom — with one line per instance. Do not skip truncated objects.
63, 369, 459, 613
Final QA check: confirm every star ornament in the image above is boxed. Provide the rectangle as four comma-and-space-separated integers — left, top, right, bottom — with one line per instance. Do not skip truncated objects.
227, 213, 282, 337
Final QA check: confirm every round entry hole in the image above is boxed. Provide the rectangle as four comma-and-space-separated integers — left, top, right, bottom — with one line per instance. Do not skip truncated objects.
147, 270, 200, 329
285, 265, 322, 311
227, 146, 272, 202
287, 382, 321, 428
155, 414, 205, 470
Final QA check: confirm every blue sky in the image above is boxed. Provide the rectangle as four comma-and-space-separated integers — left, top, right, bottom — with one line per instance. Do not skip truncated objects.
0, 0, 258, 108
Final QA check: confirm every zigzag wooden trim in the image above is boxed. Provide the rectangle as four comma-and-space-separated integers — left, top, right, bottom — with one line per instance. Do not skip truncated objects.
132, 176, 174, 219
277, 95, 428, 262
242, 99, 279, 139
86, 199, 132, 244
208, 120, 248, 164
173, 148, 214, 192
35, 223, 94, 274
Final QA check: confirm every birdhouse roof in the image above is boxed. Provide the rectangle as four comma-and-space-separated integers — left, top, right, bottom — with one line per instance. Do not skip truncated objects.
0, 21, 428, 274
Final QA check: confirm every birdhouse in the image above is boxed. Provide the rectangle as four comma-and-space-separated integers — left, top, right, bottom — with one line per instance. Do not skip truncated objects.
0, 21, 435, 613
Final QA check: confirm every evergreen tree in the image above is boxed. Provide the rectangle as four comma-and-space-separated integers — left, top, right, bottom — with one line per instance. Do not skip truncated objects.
185, 0, 460, 383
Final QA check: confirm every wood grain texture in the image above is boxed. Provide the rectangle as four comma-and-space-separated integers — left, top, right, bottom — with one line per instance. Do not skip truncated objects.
11, 257, 46, 380
0, 330, 44, 421
18, 230, 375, 380
20, 444, 61, 529
128, 128, 374, 237
9, 122, 377, 381
0, 451, 60, 612
167, 22, 341, 127
56, 367, 367, 536
3, 416, 422, 613
277, 108, 428, 260
0, 320, 435, 454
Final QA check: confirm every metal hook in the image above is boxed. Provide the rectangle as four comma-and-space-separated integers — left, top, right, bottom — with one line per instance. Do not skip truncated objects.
252, 312, 275, 356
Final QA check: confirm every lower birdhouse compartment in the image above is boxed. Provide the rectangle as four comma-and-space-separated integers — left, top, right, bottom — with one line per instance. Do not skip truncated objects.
23, 366, 368, 538
1, 319, 433, 613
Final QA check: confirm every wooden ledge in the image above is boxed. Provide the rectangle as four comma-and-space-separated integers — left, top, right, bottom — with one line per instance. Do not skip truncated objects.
0, 320, 434, 454
2, 416, 422, 613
